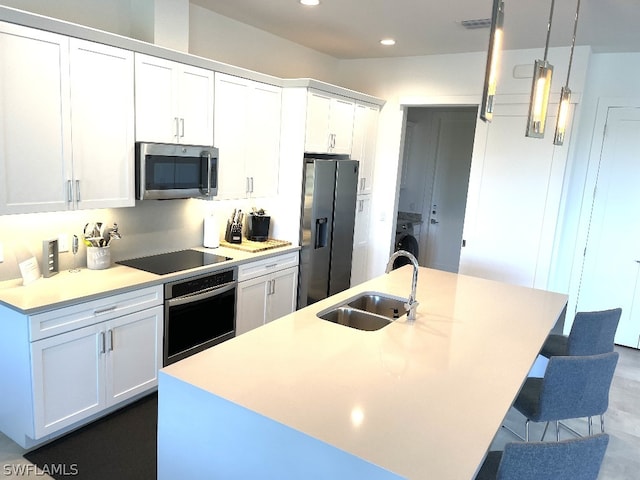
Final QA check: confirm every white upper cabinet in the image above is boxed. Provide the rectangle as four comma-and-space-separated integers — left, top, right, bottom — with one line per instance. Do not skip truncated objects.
305, 90, 355, 155
352, 103, 379, 195
134, 53, 214, 145
0, 23, 72, 214
0, 23, 135, 214
214, 73, 282, 199
69, 39, 135, 210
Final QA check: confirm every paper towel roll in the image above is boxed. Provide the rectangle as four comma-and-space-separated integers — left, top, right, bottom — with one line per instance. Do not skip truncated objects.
203, 216, 220, 248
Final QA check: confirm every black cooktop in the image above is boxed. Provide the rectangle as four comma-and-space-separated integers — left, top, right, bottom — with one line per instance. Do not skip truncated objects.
116, 249, 231, 275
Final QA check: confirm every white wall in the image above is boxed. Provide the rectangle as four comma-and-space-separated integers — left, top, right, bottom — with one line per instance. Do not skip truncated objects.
336, 47, 590, 278
188, 4, 339, 83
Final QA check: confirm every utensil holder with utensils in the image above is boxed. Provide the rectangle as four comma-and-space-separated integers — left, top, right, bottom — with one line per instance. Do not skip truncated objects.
87, 246, 111, 270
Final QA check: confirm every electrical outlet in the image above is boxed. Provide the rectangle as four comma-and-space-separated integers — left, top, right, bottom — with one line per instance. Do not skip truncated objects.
0, 242, 3, 263
58, 234, 69, 253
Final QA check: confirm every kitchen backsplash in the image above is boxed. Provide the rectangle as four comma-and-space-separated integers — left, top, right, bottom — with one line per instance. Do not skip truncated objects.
0, 196, 296, 283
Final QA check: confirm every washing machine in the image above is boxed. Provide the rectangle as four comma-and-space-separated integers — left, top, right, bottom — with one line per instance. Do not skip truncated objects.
394, 220, 420, 269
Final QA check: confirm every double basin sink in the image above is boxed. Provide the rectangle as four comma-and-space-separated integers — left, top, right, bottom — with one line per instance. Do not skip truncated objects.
316, 292, 409, 331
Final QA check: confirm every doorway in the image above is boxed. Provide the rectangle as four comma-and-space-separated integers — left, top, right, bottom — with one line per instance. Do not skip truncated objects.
397, 106, 477, 272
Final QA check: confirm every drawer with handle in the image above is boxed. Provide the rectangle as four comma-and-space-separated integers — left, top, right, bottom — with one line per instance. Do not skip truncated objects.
237, 253, 298, 282
29, 285, 162, 341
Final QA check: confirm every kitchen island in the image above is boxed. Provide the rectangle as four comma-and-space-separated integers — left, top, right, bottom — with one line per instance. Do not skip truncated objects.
158, 266, 567, 479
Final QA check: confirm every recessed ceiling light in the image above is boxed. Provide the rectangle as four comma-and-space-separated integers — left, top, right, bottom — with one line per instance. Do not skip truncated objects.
300, 0, 320, 6
380, 38, 396, 46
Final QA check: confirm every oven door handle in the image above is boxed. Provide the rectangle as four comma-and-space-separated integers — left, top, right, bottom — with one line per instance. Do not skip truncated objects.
167, 281, 236, 307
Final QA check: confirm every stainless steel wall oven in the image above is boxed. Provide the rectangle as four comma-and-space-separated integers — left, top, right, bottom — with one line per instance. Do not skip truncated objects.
163, 268, 237, 365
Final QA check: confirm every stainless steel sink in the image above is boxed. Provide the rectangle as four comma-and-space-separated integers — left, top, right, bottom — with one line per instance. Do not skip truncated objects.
347, 293, 408, 319
317, 307, 392, 331
316, 292, 409, 331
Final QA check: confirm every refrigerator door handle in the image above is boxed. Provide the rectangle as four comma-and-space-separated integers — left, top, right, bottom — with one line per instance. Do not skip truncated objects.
314, 217, 329, 249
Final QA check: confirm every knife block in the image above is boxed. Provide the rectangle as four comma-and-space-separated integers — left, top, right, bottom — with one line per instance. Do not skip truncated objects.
225, 220, 242, 244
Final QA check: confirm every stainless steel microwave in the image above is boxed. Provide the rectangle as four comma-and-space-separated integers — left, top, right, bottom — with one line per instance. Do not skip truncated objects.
135, 142, 218, 200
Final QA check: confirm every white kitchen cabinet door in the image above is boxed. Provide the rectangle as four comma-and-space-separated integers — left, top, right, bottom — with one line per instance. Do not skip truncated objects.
69, 39, 135, 209
351, 196, 372, 286
178, 64, 214, 146
215, 73, 282, 199
0, 22, 73, 214
352, 103, 379, 195
305, 91, 333, 153
106, 306, 162, 404
246, 82, 282, 198
214, 74, 251, 199
267, 266, 298, 323
236, 275, 269, 336
330, 97, 356, 154
135, 54, 213, 145
31, 323, 105, 438
305, 91, 355, 155
134, 54, 179, 143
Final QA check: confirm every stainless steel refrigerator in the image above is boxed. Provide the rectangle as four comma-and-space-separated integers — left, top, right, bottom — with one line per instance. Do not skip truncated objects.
298, 155, 359, 308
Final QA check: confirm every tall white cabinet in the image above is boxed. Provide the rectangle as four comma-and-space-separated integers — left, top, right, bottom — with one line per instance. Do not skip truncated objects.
350, 103, 380, 286
214, 73, 282, 199
135, 53, 214, 145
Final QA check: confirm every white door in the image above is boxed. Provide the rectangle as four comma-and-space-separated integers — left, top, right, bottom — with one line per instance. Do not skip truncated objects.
576, 106, 640, 348
329, 97, 355, 154
305, 91, 332, 153
423, 110, 475, 273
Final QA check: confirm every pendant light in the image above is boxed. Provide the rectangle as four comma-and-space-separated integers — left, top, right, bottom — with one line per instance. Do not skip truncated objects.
526, 0, 555, 138
480, 0, 504, 122
553, 0, 581, 146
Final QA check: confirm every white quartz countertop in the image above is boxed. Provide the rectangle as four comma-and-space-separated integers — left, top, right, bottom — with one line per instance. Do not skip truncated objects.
162, 266, 567, 480
0, 245, 299, 314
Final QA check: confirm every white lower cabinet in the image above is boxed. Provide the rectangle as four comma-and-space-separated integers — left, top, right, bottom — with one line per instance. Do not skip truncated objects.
0, 285, 162, 446
236, 254, 299, 336
31, 303, 162, 439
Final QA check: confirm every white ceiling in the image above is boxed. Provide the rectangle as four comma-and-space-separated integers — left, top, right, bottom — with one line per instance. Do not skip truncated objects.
190, 0, 640, 59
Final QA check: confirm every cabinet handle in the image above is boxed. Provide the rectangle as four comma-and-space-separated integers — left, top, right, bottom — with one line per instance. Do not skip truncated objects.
250, 177, 254, 193
174, 117, 180, 139
246, 177, 250, 193
265, 263, 278, 269
180, 118, 185, 138
99, 332, 106, 354
108, 329, 114, 352
271, 279, 276, 295
360, 178, 366, 191
75, 179, 81, 202
67, 180, 73, 203
94, 305, 117, 316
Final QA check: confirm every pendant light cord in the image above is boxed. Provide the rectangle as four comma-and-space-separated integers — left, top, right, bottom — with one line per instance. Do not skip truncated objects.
565, 0, 581, 87
543, 0, 556, 61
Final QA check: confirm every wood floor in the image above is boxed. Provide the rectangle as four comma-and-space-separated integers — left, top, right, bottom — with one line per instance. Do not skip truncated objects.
1, 346, 639, 479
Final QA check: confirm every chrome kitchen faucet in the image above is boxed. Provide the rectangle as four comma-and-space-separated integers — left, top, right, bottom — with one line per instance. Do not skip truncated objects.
385, 250, 419, 321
